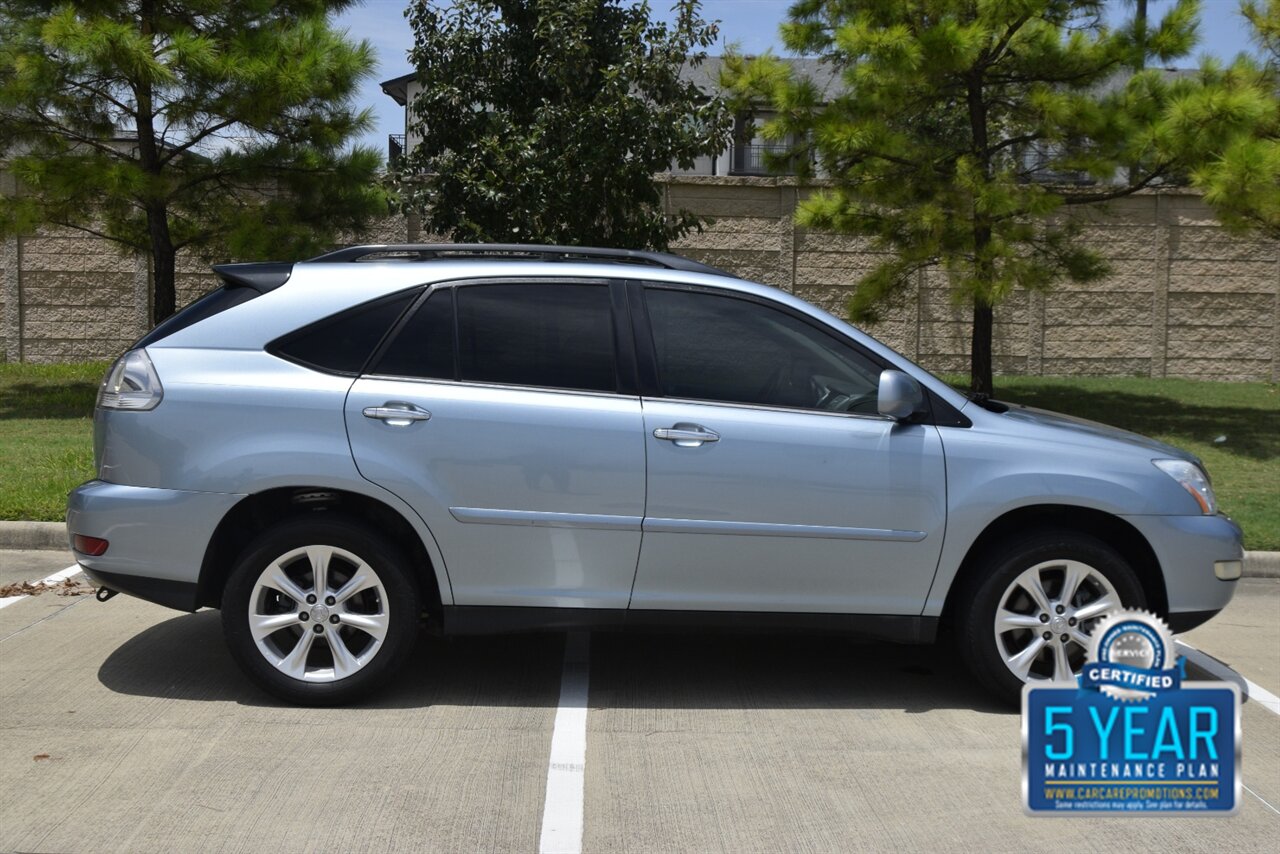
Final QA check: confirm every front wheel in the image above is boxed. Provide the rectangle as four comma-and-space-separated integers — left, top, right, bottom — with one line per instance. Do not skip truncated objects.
957, 530, 1146, 705
221, 515, 421, 706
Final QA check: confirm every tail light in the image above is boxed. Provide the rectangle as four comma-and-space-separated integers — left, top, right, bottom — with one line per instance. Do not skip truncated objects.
98, 349, 163, 411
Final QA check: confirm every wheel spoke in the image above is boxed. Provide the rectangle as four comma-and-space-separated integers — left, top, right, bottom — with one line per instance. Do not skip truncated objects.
1060, 561, 1088, 607
249, 612, 299, 641
332, 568, 375, 605
263, 563, 308, 605
1006, 636, 1046, 679
1052, 641, 1075, 682
1074, 593, 1120, 622
995, 609, 1044, 633
1069, 627, 1093, 649
279, 629, 316, 679
339, 611, 389, 642
1017, 572, 1053, 615
327, 631, 360, 679
307, 546, 333, 596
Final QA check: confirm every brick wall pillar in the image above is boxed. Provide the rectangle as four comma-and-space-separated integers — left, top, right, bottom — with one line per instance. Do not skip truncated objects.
1151, 195, 1171, 378
3, 235, 19, 362
1027, 290, 1045, 375
780, 183, 797, 293
133, 253, 150, 337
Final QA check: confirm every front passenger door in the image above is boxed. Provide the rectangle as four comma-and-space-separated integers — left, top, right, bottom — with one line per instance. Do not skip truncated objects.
630, 285, 947, 615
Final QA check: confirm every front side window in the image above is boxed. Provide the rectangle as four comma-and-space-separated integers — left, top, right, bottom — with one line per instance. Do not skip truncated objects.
644, 287, 882, 413
456, 283, 616, 393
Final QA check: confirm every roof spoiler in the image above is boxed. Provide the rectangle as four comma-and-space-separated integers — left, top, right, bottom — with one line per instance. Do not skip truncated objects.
211, 261, 294, 293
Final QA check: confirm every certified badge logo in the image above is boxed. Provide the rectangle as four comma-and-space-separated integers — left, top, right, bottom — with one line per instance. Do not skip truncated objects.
1022, 608, 1242, 815
1080, 609, 1182, 701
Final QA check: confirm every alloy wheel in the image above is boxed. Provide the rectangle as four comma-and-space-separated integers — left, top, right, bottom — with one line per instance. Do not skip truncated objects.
992, 559, 1120, 684
247, 545, 390, 682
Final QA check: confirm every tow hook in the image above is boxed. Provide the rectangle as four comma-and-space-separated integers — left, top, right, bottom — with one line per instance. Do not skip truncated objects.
95, 587, 120, 603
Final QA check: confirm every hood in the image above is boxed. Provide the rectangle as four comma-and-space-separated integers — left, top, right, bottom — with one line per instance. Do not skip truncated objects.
995, 403, 1201, 466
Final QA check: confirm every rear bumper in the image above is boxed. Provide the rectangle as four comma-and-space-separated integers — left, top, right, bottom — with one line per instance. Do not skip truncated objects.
66, 480, 244, 612
1121, 513, 1243, 631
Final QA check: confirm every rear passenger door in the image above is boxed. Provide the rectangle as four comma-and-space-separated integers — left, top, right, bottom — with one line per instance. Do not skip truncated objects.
345, 278, 646, 609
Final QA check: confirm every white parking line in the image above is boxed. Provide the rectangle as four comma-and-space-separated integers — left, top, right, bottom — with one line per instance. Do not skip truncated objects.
538, 632, 590, 854
1176, 641, 1280, 716
0, 565, 83, 610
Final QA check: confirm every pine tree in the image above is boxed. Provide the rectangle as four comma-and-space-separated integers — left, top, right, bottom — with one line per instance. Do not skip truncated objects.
0, 1, 384, 324
1188, 1, 1280, 239
726, 0, 1257, 394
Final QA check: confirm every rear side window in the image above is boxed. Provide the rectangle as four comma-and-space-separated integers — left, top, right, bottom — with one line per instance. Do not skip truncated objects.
271, 292, 416, 375
456, 283, 616, 392
371, 289, 456, 380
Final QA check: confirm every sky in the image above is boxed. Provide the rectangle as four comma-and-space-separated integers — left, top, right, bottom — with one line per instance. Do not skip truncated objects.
335, 0, 1262, 156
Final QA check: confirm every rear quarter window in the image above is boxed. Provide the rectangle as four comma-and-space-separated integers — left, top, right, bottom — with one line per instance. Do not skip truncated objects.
269, 291, 418, 375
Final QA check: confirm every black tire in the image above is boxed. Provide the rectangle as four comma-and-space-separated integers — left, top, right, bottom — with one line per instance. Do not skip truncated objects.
956, 529, 1146, 706
221, 514, 421, 706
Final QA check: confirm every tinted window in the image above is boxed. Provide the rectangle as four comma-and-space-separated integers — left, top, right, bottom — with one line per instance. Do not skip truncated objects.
273, 292, 415, 375
457, 284, 615, 392
645, 288, 882, 413
372, 290, 456, 379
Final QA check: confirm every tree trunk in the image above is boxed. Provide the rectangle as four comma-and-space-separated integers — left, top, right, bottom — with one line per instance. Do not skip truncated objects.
136, 4, 177, 327
970, 300, 994, 396
965, 75, 996, 397
148, 211, 176, 326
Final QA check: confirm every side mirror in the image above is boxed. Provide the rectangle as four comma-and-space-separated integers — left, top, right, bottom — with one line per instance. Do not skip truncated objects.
877, 370, 925, 421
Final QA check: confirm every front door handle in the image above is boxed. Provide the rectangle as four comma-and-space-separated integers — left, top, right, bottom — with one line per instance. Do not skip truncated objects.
653, 424, 720, 447
363, 402, 431, 427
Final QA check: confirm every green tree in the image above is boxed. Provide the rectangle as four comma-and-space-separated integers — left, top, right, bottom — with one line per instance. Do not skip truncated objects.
726, 0, 1258, 395
0, 1, 384, 324
398, 0, 731, 250
1189, 1, 1280, 238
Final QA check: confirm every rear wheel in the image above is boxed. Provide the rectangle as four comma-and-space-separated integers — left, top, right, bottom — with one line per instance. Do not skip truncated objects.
221, 516, 420, 705
957, 530, 1146, 705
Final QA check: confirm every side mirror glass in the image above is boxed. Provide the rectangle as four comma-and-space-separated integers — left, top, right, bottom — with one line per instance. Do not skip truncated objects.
877, 369, 925, 421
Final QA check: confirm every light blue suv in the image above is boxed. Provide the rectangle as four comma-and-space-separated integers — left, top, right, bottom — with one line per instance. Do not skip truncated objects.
67, 244, 1242, 705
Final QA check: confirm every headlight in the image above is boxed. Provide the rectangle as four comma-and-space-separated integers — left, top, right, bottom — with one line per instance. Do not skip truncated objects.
1153, 459, 1216, 515
98, 349, 164, 411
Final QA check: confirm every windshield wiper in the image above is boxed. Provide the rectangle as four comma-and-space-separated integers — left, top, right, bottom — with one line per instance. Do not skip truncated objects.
965, 391, 1009, 413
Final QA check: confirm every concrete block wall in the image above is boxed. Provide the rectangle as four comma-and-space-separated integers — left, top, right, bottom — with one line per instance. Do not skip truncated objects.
663, 176, 1280, 382
1, 217, 411, 364
2, 179, 1277, 383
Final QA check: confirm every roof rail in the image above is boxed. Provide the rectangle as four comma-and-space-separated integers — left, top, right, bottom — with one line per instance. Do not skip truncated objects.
304, 243, 735, 277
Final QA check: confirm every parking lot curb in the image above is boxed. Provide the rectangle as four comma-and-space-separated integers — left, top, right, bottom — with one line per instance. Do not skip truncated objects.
1245, 551, 1280, 579
0, 521, 66, 551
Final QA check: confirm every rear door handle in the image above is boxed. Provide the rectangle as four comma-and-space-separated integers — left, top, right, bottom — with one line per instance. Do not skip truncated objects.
363, 402, 431, 427
653, 424, 720, 447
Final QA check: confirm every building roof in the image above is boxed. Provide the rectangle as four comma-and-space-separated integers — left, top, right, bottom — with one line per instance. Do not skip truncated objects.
380, 72, 416, 107
378, 56, 842, 106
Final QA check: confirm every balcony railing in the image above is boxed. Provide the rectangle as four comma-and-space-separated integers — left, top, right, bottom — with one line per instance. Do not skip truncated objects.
729, 142, 801, 176
388, 134, 405, 170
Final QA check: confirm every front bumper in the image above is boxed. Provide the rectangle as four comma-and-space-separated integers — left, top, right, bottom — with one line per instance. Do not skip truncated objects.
1121, 512, 1243, 631
66, 480, 244, 612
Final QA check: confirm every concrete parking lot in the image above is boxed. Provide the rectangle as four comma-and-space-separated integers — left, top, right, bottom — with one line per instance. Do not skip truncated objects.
1, 549, 1277, 853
